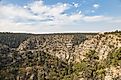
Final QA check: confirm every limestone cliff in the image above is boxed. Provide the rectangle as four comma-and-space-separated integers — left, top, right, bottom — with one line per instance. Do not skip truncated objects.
77, 33, 121, 60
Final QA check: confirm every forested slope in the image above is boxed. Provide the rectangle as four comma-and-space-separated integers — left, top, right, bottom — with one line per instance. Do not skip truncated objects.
0, 31, 121, 80
0, 32, 33, 48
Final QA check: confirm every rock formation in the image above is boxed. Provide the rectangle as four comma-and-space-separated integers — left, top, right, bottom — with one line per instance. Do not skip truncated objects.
0, 32, 121, 80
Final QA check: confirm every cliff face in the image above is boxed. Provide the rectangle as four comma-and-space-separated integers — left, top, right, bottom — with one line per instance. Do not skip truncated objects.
17, 34, 94, 61
77, 33, 121, 60
75, 33, 121, 80
0, 32, 121, 80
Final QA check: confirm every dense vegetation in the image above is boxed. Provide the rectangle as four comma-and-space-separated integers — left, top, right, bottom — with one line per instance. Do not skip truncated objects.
0, 50, 74, 80
0, 48, 120, 80
0, 32, 97, 48
106, 47, 121, 66
0, 31, 121, 80
0, 32, 32, 48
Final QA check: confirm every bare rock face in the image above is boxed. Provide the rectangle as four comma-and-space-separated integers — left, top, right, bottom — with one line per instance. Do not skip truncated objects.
71, 33, 121, 80
77, 33, 121, 60
17, 34, 92, 61
105, 66, 121, 80
18, 34, 86, 50
18, 33, 121, 62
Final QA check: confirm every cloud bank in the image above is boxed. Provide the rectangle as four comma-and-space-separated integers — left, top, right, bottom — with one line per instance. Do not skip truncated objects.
0, 0, 120, 33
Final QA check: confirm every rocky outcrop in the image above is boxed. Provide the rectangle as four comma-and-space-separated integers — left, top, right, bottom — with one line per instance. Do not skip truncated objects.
74, 33, 121, 80
17, 34, 94, 61
0, 32, 121, 80
105, 66, 121, 80
77, 33, 121, 60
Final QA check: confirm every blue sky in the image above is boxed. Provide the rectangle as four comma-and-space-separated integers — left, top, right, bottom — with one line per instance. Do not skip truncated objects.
0, 0, 121, 33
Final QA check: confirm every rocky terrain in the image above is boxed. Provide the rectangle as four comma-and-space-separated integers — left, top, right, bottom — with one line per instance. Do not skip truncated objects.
0, 31, 121, 80
77, 32, 121, 60
17, 33, 95, 62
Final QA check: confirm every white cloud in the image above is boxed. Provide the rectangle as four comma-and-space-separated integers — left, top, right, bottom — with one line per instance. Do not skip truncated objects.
91, 10, 95, 13
91, 4, 100, 13
0, 4, 45, 21
0, 0, 120, 33
0, 19, 37, 32
79, 11, 82, 14
93, 4, 100, 9
108, 18, 121, 23
83, 16, 111, 22
0, 1, 83, 33
113, 20, 121, 23
72, 2, 79, 8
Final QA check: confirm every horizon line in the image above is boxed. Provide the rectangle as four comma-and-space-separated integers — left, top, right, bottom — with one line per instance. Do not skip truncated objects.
0, 30, 120, 34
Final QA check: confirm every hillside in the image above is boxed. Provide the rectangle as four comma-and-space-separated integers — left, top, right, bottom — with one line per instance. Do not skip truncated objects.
0, 32, 121, 80
0, 32, 33, 48
17, 33, 96, 62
